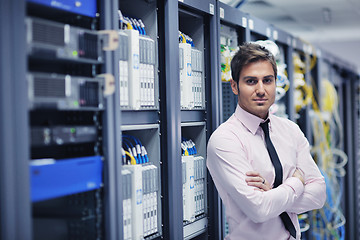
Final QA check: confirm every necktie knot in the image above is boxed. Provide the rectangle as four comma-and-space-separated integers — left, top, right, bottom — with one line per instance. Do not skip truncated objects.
260, 119, 270, 136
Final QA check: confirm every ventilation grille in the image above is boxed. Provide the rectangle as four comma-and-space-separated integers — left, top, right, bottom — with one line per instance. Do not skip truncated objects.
34, 77, 66, 97
32, 21, 65, 46
30, 128, 50, 146
79, 82, 99, 107
78, 33, 98, 60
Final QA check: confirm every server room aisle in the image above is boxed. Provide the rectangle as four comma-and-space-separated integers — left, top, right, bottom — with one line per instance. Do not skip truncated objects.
0, 1, 359, 240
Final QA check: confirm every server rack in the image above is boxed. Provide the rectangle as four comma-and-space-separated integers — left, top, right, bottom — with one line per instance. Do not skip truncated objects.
291, 38, 316, 240
118, 0, 163, 239
352, 72, 360, 240
318, 53, 360, 240
26, 0, 120, 237
177, 1, 218, 239
1, 0, 123, 239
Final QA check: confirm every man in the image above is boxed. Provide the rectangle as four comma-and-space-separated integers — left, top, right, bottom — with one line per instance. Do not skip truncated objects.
207, 42, 326, 240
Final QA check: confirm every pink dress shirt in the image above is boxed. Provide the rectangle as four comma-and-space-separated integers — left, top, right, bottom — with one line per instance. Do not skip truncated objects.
207, 105, 326, 240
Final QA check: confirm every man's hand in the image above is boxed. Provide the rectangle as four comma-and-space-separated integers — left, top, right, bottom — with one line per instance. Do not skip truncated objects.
292, 168, 305, 185
245, 171, 271, 192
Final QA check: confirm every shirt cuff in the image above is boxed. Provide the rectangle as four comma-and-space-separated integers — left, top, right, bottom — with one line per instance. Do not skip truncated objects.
283, 177, 304, 198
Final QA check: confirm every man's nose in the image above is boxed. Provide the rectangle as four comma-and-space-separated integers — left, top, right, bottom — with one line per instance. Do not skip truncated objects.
256, 82, 265, 95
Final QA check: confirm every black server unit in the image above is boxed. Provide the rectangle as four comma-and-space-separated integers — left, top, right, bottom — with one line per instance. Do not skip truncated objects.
25, 1, 119, 239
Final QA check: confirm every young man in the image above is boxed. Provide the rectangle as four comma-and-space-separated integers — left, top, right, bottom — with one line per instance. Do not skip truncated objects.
207, 42, 326, 240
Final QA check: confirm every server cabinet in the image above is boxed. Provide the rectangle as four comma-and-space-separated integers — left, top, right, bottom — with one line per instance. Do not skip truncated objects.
118, 0, 163, 239
0, 0, 122, 239
177, 1, 218, 239
351, 73, 360, 240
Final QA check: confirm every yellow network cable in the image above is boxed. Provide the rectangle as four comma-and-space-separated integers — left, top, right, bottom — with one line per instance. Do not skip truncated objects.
309, 77, 346, 240
125, 21, 133, 29
180, 33, 186, 43
293, 53, 313, 113
184, 149, 189, 156
294, 40, 317, 74
125, 150, 136, 165
220, 43, 238, 82
322, 79, 338, 113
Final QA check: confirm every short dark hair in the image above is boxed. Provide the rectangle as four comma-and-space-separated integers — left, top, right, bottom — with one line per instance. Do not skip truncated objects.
231, 42, 277, 84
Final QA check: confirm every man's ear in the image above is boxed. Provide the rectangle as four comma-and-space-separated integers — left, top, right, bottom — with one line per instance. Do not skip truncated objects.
230, 79, 239, 95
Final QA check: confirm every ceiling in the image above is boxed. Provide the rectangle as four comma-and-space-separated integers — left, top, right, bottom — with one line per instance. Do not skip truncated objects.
220, 0, 360, 73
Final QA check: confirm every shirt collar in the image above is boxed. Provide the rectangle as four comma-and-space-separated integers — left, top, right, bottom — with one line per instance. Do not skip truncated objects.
234, 104, 272, 135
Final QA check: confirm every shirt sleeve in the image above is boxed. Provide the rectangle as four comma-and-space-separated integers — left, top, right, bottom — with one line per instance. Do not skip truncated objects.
285, 124, 326, 214
207, 128, 305, 223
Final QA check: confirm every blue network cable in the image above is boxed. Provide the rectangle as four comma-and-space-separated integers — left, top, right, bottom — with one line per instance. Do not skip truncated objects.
118, 10, 124, 30
182, 137, 197, 156
123, 135, 149, 164
124, 135, 144, 163
122, 139, 136, 164
138, 19, 146, 35
122, 135, 141, 163
121, 147, 127, 164
122, 137, 139, 164
133, 19, 143, 35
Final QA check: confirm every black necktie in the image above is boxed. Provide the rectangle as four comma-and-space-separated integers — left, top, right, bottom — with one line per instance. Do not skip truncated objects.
260, 119, 297, 239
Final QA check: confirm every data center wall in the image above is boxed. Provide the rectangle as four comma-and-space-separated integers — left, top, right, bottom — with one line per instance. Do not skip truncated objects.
1, 1, 360, 240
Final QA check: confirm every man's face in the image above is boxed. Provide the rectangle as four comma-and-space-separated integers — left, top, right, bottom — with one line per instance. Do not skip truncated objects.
230, 60, 276, 119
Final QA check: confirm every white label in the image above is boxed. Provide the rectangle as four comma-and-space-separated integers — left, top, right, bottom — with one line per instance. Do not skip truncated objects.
317, 49, 322, 58
292, 38, 297, 48
273, 30, 278, 40
220, 7, 224, 19
287, 37, 292, 46
65, 75, 71, 97
308, 45, 313, 54
266, 27, 271, 38
220, 36, 226, 45
209, 3, 214, 15
64, 24, 70, 44
242, 17, 247, 28
249, 19, 254, 30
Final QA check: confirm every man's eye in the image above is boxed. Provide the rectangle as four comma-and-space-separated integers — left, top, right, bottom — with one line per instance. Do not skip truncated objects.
264, 78, 273, 83
246, 79, 256, 84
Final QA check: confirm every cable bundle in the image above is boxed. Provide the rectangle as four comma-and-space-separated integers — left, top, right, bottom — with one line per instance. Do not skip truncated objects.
118, 10, 146, 35
122, 135, 149, 165
308, 78, 346, 240
220, 43, 238, 82
179, 31, 194, 47
293, 52, 313, 115
181, 138, 197, 156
